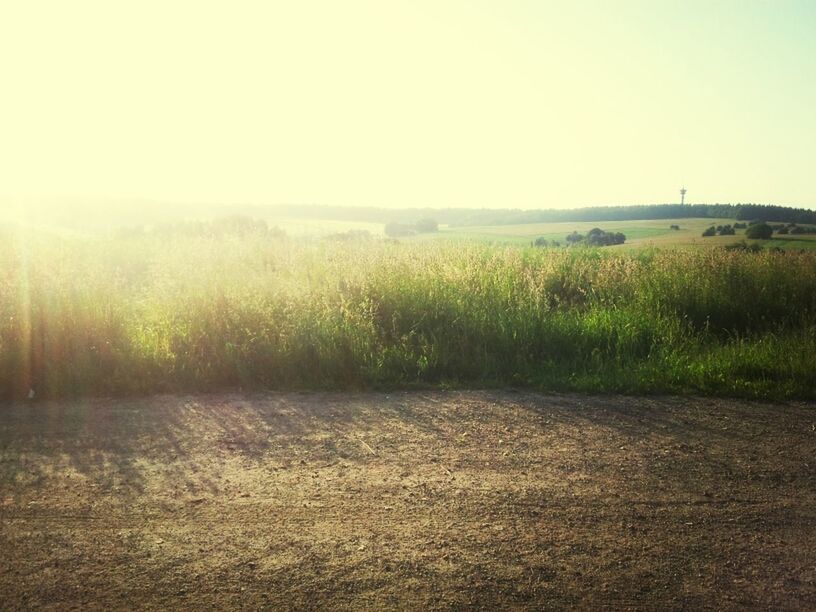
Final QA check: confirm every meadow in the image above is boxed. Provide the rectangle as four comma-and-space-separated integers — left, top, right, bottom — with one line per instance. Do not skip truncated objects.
418, 217, 816, 250
1, 226, 815, 401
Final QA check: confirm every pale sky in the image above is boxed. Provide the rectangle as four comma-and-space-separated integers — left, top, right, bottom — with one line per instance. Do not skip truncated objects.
1, 0, 814, 209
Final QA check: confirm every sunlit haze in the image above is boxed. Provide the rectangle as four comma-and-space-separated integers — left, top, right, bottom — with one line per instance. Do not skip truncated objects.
2, 0, 814, 209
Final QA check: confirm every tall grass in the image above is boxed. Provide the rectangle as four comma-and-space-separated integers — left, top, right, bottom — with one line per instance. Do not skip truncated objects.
1, 231, 814, 400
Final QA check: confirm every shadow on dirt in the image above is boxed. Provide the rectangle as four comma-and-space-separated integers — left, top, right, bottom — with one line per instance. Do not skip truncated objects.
1, 390, 814, 503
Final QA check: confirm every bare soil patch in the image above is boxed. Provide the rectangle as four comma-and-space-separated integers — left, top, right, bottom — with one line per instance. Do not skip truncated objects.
1, 391, 815, 610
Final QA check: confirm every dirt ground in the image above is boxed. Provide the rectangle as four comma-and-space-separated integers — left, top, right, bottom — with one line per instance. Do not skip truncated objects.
1, 391, 815, 610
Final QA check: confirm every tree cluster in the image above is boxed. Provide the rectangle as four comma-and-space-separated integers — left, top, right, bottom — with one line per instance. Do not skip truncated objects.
769, 223, 816, 235
702, 224, 736, 237
565, 228, 626, 247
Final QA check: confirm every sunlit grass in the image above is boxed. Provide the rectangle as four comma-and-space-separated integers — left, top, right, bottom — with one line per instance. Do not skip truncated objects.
1, 230, 815, 400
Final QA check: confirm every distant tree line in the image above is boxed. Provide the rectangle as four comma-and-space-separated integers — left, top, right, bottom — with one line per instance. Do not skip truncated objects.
263, 203, 816, 227
452, 204, 816, 226
24, 199, 816, 234
735, 205, 816, 224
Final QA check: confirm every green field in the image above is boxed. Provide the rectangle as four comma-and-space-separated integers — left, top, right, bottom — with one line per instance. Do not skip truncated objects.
406, 217, 816, 250
1, 226, 815, 401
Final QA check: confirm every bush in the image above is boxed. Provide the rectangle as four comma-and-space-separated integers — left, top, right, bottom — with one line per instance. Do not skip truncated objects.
533, 237, 549, 247
745, 223, 773, 240
724, 241, 763, 253
415, 218, 439, 233
777, 226, 789, 235
670, 224, 680, 230
702, 226, 716, 237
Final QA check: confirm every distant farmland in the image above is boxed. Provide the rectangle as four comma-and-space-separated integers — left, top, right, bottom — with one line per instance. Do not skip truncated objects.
406, 217, 816, 250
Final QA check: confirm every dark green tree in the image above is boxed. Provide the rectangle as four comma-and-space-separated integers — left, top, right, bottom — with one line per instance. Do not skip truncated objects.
745, 223, 773, 240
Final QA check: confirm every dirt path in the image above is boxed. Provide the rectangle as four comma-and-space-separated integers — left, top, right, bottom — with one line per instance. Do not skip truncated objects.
1, 391, 815, 610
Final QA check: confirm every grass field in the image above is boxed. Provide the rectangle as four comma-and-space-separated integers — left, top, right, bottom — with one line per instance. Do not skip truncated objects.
1, 226, 815, 400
